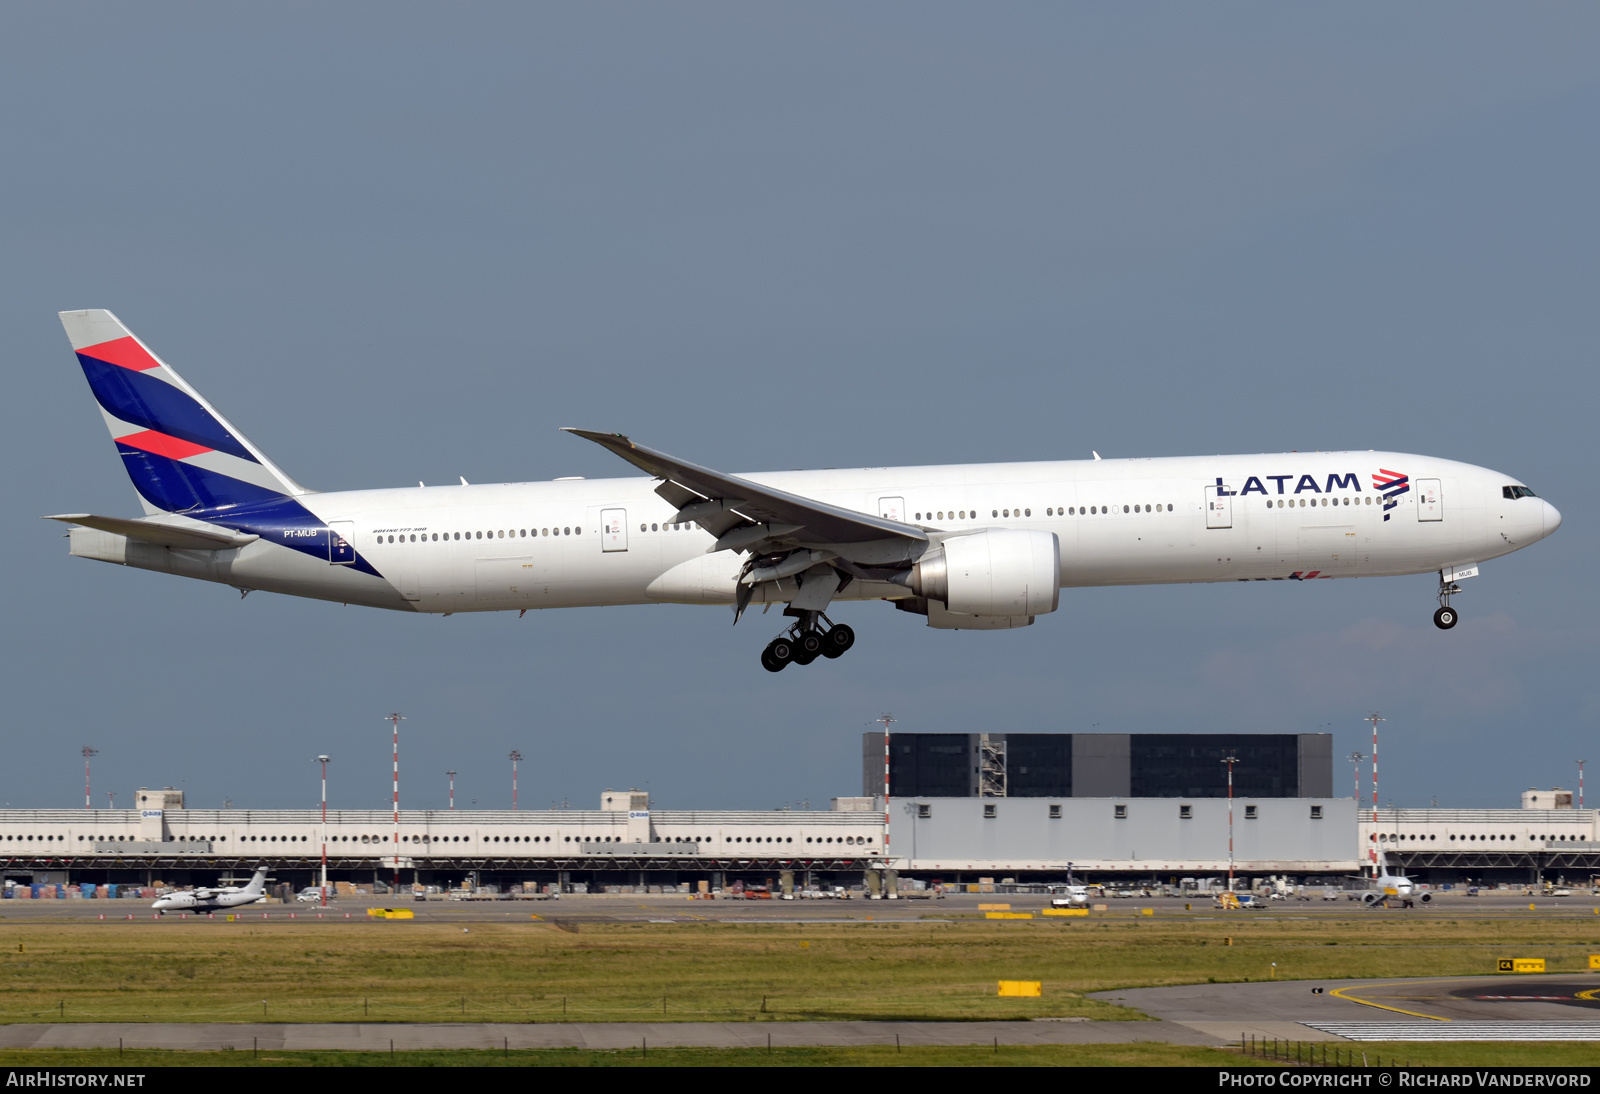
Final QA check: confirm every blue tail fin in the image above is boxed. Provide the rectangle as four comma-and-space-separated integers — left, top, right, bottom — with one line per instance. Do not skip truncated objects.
59, 310, 305, 515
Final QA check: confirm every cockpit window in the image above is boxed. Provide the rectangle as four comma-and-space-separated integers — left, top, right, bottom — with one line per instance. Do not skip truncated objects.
1502, 485, 1538, 500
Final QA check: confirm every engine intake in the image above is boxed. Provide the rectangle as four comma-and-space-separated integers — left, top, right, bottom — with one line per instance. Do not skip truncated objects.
908, 529, 1059, 617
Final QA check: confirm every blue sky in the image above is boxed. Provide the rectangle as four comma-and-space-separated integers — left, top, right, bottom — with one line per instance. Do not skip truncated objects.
2, 4, 1595, 811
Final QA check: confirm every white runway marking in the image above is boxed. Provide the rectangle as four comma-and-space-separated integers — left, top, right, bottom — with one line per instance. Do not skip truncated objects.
1305, 1022, 1600, 1041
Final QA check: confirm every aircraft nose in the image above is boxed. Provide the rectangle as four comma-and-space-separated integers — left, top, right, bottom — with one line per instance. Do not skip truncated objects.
1544, 500, 1562, 537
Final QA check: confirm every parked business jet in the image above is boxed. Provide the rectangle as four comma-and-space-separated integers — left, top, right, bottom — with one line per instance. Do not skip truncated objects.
50, 310, 1560, 671
1354, 849, 1428, 907
152, 866, 269, 914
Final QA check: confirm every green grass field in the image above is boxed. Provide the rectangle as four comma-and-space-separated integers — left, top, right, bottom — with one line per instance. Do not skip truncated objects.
1, 1043, 1598, 1067
4, 911, 1600, 1024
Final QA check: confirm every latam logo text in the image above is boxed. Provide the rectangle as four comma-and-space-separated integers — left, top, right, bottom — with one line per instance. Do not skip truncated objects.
1211, 473, 1361, 497
1373, 469, 1410, 522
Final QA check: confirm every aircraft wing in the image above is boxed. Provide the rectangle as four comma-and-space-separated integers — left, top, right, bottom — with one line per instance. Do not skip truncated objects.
562, 430, 927, 556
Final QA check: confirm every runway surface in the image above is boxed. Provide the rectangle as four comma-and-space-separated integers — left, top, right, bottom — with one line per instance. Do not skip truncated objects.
1093, 975, 1600, 1041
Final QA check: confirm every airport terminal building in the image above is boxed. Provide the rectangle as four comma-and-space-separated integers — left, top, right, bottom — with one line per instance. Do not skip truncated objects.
1, 734, 1592, 891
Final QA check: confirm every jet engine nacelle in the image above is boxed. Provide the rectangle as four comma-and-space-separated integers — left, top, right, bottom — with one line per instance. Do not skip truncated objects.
909, 529, 1060, 618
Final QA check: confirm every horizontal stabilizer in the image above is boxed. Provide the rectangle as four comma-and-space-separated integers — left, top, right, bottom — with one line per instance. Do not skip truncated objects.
44, 514, 258, 551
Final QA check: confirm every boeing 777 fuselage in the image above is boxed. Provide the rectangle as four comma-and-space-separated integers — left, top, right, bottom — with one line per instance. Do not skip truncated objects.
50, 310, 1561, 670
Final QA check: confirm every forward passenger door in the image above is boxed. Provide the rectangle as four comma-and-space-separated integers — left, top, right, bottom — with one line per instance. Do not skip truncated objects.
1416, 479, 1442, 521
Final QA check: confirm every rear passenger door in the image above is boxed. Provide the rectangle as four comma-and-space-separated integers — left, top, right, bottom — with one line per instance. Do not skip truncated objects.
600, 508, 629, 551
1204, 486, 1232, 529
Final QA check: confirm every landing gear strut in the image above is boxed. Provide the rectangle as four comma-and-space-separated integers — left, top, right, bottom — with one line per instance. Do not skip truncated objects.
761, 612, 855, 672
1434, 571, 1461, 630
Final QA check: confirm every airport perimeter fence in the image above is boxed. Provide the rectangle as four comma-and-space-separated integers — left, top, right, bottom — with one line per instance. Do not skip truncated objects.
1241, 1035, 1404, 1068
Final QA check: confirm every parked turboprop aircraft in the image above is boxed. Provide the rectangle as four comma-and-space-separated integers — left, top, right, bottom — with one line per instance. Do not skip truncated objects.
50, 310, 1561, 670
152, 866, 269, 914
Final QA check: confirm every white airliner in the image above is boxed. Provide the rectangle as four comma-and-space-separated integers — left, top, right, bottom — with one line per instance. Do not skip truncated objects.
152, 866, 269, 914
50, 310, 1561, 670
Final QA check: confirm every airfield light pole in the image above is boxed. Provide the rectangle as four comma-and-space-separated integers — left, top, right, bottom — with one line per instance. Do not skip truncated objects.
106, 791, 114, 810
1366, 713, 1385, 877
871, 714, 896, 893
1578, 761, 1587, 810
1221, 752, 1239, 891
1348, 752, 1364, 803
386, 713, 405, 896
509, 751, 522, 811
447, 770, 457, 811
82, 747, 98, 811
316, 755, 330, 906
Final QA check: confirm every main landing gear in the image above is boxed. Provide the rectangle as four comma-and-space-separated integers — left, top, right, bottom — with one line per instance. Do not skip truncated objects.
761, 611, 855, 672
1434, 571, 1461, 630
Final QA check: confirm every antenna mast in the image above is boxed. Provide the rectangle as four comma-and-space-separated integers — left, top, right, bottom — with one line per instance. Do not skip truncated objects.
81, 747, 98, 811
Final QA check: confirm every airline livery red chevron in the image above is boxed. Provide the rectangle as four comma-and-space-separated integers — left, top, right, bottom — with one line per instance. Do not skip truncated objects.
50, 310, 1561, 671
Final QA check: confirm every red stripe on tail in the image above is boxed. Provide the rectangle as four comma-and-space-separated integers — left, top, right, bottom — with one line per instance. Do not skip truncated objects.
115, 429, 213, 460
79, 336, 161, 372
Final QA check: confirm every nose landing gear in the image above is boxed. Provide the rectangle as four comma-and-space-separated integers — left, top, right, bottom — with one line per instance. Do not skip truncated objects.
761, 612, 856, 672
1434, 571, 1461, 630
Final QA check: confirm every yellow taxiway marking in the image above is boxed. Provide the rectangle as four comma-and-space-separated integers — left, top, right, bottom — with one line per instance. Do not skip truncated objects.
1575, 988, 1600, 1001
1329, 980, 1454, 1021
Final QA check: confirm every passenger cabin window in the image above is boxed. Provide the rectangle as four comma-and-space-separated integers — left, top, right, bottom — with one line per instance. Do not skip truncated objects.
982, 803, 996, 819
1179, 804, 1193, 819
1048, 803, 1061, 819
917, 803, 931, 819
1244, 805, 1258, 820
1310, 805, 1323, 820
1114, 804, 1127, 819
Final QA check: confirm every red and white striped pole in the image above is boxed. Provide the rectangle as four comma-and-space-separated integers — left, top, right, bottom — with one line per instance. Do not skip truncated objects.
1222, 752, 1238, 891
317, 755, 330, 907
1579, 760, 1586, 811
1367, 713, 1384, 876
447, 770, 456, 811
387, 713, 404, 893
876, 714, 895, 889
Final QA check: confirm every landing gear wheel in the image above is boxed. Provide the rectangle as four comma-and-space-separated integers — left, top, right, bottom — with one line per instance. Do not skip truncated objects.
1433, 606, 1458, 630
822, 623, 855, 658
794, 630, 824, 665
763, 637, 795, 672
